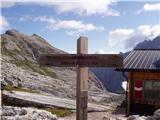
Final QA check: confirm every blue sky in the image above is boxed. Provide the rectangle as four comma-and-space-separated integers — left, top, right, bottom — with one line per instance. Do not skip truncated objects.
1, 0, 160, 53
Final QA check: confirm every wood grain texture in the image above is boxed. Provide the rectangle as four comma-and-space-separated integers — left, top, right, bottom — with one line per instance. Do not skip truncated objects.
37, 36, 124, 119
132, 72, 160, 80
38, 54, 123, 67
129, 71, 160, 115
76, 36, 88, 120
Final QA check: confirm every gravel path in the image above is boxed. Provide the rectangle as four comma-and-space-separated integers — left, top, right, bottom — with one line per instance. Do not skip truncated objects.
3, 90, 112, 112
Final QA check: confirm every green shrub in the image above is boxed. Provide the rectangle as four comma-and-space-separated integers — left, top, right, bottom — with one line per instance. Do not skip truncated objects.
4, 85, 39, 93
43, 108, 73, 117
11, 60, 58, 79
2, 41, 58, 79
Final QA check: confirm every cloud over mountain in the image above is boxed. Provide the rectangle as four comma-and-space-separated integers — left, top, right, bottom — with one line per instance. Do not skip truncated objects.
0, 16, 9, 32
108, 25, 160, 51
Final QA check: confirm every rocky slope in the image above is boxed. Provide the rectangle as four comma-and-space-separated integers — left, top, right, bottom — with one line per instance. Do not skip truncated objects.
2, 106, 58, 120
90, 52, 129, 93
1, 29, 108, 100
1, 29, 124, 119
90, 67, 126, 93
2, 106, 160, 120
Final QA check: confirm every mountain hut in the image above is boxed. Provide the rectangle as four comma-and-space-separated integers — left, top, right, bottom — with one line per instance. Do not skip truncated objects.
117, 49, 160, 116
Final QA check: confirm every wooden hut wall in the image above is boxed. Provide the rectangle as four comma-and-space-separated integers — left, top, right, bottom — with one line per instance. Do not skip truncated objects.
128, 72, 160, 115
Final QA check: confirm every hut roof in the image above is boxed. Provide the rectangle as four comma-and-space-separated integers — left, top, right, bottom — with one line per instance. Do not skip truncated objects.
117, 49, 160, 72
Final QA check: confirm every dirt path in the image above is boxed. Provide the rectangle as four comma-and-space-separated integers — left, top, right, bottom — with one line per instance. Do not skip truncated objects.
61, 111, 126, 120
61, 107, 126, 120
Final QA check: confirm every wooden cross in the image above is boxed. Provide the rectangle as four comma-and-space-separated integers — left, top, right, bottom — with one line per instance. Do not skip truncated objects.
38, 36, 123, 120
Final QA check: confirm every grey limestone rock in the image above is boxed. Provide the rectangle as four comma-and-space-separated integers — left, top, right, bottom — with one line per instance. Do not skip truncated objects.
2, 106, 57, 120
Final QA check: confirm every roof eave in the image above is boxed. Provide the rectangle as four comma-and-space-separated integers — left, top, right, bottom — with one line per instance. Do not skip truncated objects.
116, 68, 160, 72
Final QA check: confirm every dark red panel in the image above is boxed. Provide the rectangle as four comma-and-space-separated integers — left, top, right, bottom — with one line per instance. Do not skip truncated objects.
134, 80, 143, 100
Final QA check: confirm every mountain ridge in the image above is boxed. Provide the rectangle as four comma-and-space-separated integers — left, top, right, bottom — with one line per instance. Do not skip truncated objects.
134, 36, 160, 50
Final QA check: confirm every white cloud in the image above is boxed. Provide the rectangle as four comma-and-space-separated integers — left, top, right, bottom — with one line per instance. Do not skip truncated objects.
95, 49, 105, 54
1, 0, 119, 16
143, 3, 160, 11
50, 0, 119, 16
70, 50, 76, 54
108, 25, 160, 51
66, 31, 80, 37
19, 15, 33, 21
20, 15, 104, 36
1, 1, 15, 8
47, 20, 98, 31
138, 25, 160, 38
0, 16, 9, 32
136, 3, 160, 14
108, 29, 134, 47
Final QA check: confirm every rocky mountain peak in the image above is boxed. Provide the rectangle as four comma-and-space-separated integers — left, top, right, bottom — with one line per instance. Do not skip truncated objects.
5, 29, 26, 38
5, 29, 19, 35
30, 33, 48, 43
134, 36, 160, 49
154, 35, 160, 41
31, 33, 43, 39
32, 33, 39, 37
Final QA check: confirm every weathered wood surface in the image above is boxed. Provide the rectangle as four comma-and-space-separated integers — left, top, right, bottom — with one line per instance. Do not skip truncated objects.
76, 37, 88, 120
131, 72, 160, 80
128, 72, 160, 115
37, 36, 124, 120
38, 54, 123, 67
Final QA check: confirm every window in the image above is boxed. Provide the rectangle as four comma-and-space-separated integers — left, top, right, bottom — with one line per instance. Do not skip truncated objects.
143, 81, 160, 100
144, 81, 152, 90
152, 82, 160, 90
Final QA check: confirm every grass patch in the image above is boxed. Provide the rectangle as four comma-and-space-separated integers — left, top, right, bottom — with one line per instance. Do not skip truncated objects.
1, 41, 58, 79
43, 108, 73, 117
4, 85, 39, 93
1, 46, 20, 57
40, 66, 58, 78
11, 60, 58, 79
1, 40, 33, 58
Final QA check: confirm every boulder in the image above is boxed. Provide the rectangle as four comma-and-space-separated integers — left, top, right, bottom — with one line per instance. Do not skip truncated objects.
127, 115, 147, 120
152, 109, 160, 120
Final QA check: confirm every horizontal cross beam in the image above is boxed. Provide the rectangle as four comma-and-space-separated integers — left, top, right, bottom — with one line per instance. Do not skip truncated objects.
38, 54, 123, 67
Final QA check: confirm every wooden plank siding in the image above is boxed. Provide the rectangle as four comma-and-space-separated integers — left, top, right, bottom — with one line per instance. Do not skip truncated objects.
128, 72, 160, 115
131, 72, 160, 80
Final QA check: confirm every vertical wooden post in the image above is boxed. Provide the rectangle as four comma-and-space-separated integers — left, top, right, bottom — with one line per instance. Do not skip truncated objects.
76, 36, 88, 120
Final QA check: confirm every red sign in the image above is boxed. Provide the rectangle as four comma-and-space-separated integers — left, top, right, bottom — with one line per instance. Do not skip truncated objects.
134, 80, 143, 100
